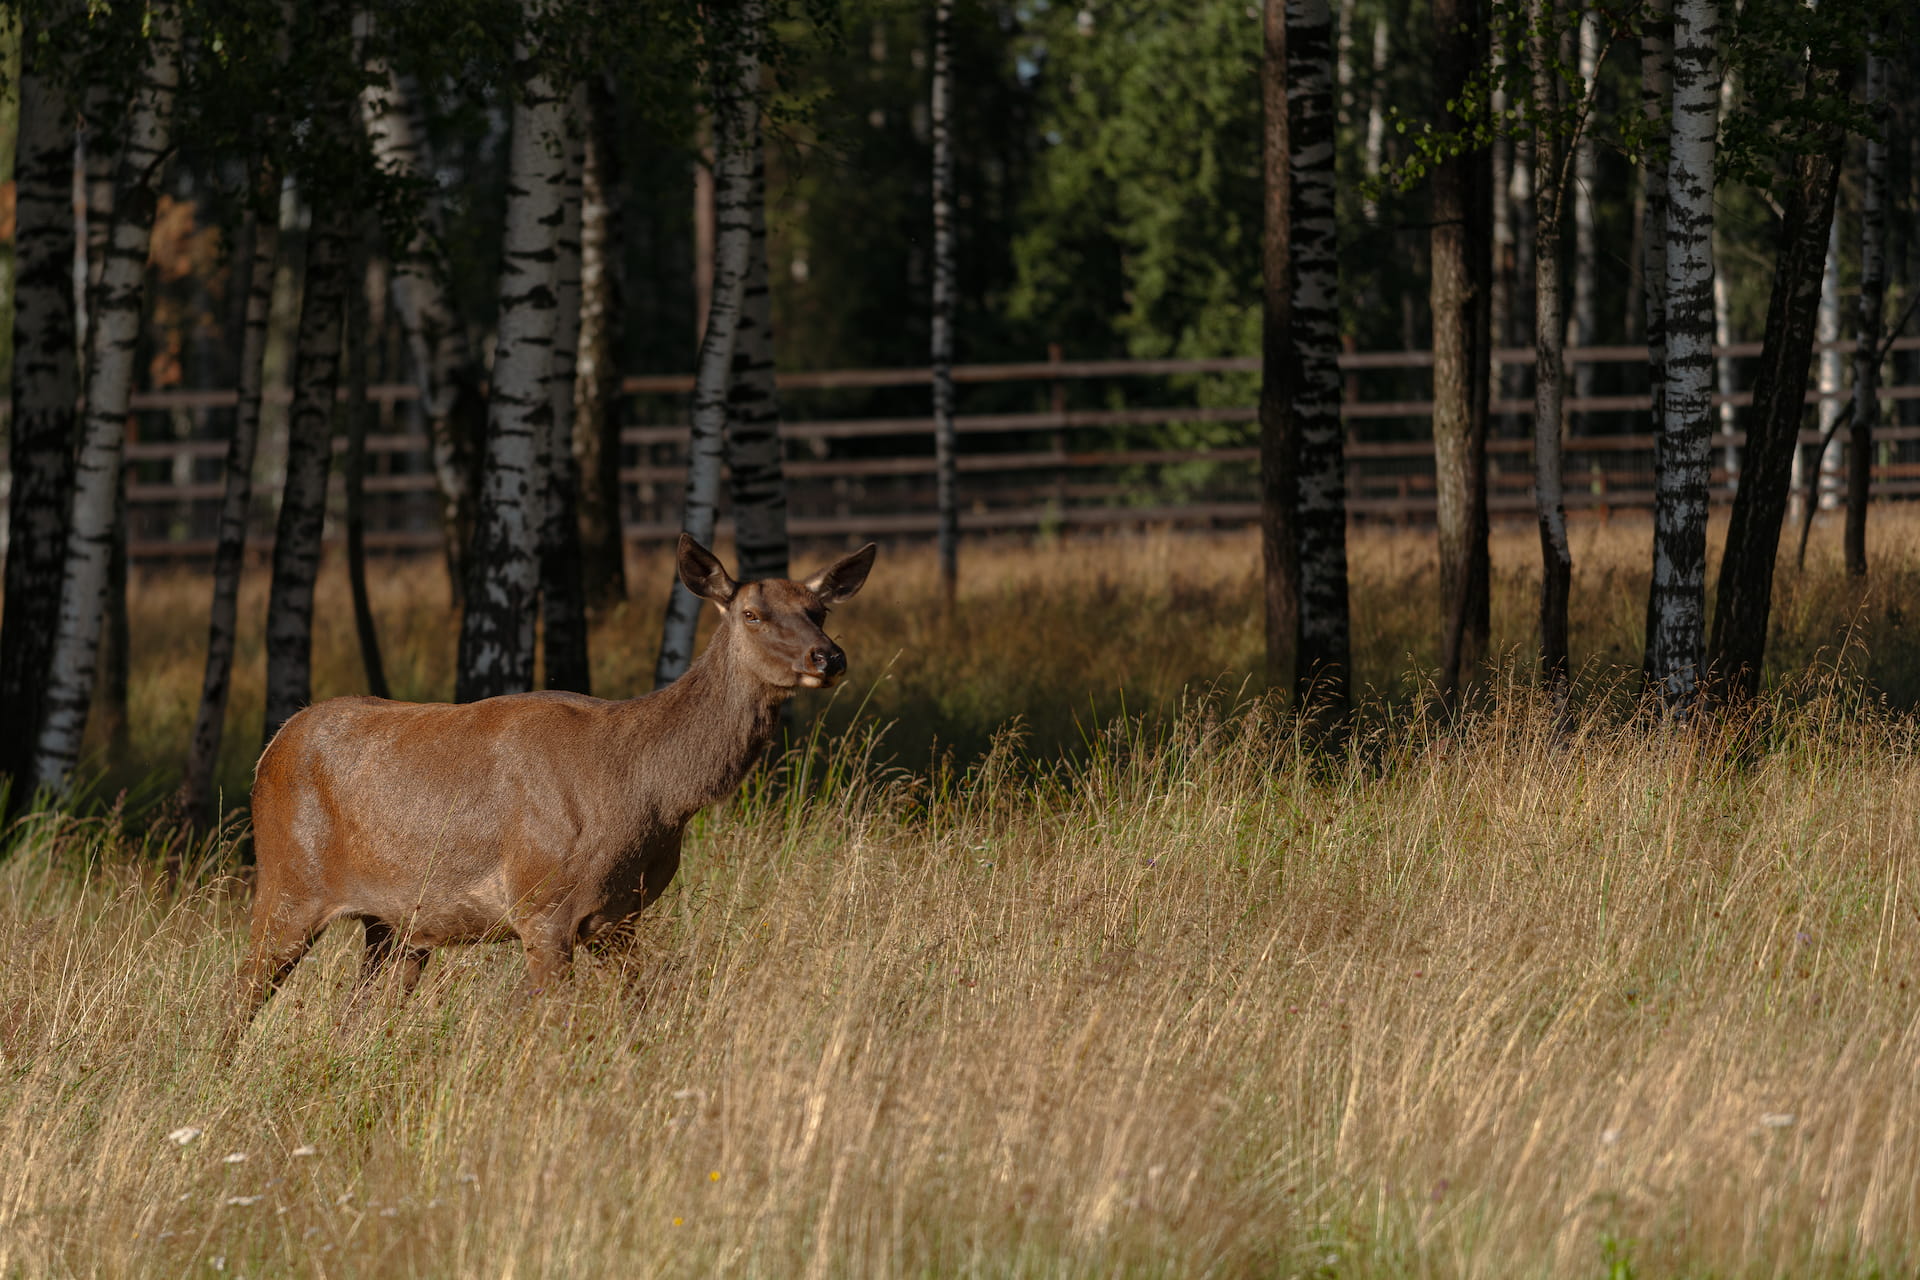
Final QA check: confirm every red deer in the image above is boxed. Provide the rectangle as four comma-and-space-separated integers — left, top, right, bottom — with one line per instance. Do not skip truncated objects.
235, 536, 876, 1022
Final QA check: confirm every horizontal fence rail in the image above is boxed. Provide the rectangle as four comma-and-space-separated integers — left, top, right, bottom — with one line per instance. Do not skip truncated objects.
3, 338, 1916, 561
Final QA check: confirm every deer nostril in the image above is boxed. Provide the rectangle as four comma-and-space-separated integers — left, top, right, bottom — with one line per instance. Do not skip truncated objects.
811, 647, 845, 676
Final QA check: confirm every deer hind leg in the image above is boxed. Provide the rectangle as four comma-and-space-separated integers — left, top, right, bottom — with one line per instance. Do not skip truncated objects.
357, 918, 432, 1000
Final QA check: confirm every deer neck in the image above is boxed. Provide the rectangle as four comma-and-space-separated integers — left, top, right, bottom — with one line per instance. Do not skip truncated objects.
626, 622, 787, 822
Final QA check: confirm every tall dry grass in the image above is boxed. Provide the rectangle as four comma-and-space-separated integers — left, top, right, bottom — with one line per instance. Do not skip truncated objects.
97, 507, 1920, 799
3, 512, 1920, 1276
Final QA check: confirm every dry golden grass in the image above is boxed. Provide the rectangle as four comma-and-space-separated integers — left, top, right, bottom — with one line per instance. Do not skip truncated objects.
4, 511, 1920, 1277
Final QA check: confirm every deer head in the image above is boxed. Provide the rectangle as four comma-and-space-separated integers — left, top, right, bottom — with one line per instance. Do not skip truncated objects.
676, 536, 877, 690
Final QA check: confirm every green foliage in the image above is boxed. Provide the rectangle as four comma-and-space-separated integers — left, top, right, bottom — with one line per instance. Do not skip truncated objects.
1010, 0, 1262, 365
1718, 0, 1895, 191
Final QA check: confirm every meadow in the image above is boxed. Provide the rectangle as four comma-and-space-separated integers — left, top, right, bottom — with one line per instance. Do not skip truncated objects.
4, 511, 1920, 1277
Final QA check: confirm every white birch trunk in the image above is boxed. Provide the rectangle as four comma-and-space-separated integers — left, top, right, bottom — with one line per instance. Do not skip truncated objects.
574, 89, 628, 608
1646, 0, 1720, 707
1714, 261, 1738, 484
1814, 221, 1842, 511
1361, 18, 1388, 219
457, 31, 570, 701
358, 23, 483, 596
1568, 7, 1601, 423
725, 138, 791, 586
540, 85, 592, 694
655, 6, 762, 686
30, 4, 181, 793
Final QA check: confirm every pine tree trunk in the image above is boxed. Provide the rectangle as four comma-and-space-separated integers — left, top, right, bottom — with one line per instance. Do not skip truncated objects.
655, 9, 761, 687
541, 85, 592, 695
1530, 0, 1571, 710
1259, 0, 1298, 686
574, 82, 629, 610
1, 51, 80, 809
180, 207, 278, 826
359, 35, 484, 604
1646, 0, 1719, 708
459, 38, 571, 702
1846, 46, 1888, 578
931, 0, 959, 611
1568, 8, 1601, 428
1287, 0, 1351, 712
263, 202, 352, 742
344, 222, 390, 700
1706, 59, 1855, 702
726, 139, 791, 585
1430, 0, 1489, 701
29, 5, 181, 794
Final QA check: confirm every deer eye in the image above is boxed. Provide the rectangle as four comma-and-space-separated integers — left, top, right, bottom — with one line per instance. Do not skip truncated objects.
742, 609, 760, 625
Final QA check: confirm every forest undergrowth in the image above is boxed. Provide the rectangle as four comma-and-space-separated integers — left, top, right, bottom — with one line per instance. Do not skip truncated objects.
4, 512, 1920, 1277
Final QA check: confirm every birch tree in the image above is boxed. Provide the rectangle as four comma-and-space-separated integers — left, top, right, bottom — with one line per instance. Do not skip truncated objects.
1530, 0, 1572, 709
263, 201, 353, 741
726, 135, 791, 585
1645, 0, 1718, 708
179, 207, 280, 825
931, 0, 959, 611
29, 3, 182, 794
1845, 40, 1888, 577
1431, 0, 1490, 701
343, 224, 391, 701
574, 83, 629, 609
1, 29, 80, 808
1568, 7, 1601, 425
655, 4, 761, 687
1707, 43, 1857, 700
458, 25, 572, 701
1259, 0, 1298, 685
359, 20, 486, 602
540, 86, 592, 694
1287, 0, 1351, 713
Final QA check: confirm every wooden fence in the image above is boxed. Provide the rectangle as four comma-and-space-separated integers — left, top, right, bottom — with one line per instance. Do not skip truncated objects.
39, 336, 1920, 560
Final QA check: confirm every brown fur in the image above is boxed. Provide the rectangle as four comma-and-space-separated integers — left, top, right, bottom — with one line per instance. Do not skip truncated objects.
235, 537, 876, 1022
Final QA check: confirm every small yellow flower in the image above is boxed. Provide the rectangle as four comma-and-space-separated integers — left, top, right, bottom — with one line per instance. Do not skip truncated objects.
673, 1217, 684, 1227
710, 1170, 721, 1182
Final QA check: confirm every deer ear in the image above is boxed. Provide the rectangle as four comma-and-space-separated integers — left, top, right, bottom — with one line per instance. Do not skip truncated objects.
803, 543, 877, 604
677, 534, 738, 606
